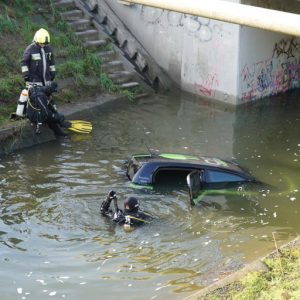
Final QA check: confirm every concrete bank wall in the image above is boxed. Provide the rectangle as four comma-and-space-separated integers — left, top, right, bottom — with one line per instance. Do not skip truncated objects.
91, 0, 300, 105
0, 94, 121, 158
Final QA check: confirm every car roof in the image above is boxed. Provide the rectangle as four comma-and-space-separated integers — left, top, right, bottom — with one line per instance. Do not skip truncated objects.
130, 153, 246, 173
127, 153, 256, 186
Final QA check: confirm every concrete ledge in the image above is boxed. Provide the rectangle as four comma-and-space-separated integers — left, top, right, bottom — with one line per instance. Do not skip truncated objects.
0, 122, 57, 157
185, 260, 269, 299
0, 94, 126, 158
186, 236, 300, 299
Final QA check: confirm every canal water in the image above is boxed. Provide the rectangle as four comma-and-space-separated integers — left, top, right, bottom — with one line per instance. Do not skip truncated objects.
0, 90, 299, 299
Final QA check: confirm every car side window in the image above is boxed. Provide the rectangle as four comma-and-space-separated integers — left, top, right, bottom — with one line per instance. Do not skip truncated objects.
206, 170, 245, 183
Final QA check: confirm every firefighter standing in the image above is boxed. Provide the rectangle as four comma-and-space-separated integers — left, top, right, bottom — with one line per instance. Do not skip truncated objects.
21, 28, 56, 87
14, 28, 58, 122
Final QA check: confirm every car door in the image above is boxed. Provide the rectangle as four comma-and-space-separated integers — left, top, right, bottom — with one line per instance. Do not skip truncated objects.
186, 170, 203, 205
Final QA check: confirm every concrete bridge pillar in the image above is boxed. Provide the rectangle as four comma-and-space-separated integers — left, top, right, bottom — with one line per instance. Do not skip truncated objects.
90, 0, 300, 105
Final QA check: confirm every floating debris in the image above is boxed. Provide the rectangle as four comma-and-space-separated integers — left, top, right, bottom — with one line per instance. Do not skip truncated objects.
36, 279, 47, 285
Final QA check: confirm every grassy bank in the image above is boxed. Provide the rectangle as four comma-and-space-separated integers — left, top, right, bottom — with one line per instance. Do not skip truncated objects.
205, 240, 300, 300
0, 0, 140, 126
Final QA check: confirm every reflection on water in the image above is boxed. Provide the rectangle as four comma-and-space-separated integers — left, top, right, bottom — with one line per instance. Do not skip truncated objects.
0, 90, 299, 299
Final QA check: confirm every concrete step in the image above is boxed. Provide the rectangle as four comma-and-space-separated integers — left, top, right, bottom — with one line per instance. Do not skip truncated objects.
102, 60, 124, 72
68, 19, 91, 32
96, 50, 116, 63
54, 0, 75, 9
134, 92, 149, 99
119, 82, 140, 89
75, 29, 99, 42
58, 76, 98, 88
60, 9, 83, 21
108, 70, 135, 84
84, 39, 107, 49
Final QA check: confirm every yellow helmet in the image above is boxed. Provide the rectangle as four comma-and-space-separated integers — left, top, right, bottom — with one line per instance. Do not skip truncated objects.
33, 28, 50, 44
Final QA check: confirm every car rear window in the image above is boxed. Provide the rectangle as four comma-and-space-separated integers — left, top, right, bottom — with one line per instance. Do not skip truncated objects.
206, 170, 245, 183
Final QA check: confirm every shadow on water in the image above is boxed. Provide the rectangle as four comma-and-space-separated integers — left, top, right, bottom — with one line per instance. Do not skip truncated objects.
0, 89, 300, 299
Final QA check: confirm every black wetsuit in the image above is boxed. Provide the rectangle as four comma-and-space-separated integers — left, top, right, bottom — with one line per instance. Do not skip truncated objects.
26, 84, 68, 136
100, 197, 153, 227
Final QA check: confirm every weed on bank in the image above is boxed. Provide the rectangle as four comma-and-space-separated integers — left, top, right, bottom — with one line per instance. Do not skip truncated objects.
205, 244, 300, 300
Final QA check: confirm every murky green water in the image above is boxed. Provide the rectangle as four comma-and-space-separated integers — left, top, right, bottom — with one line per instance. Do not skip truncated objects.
0, 90, 300, 299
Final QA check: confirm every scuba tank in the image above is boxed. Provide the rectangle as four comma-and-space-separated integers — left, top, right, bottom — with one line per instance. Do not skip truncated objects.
16, 89, 28, 116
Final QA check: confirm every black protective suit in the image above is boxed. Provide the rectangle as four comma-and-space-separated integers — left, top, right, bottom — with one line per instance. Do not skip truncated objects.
21, 43, 56, 86
100, 191, 153, 228
26, 84, 69, 136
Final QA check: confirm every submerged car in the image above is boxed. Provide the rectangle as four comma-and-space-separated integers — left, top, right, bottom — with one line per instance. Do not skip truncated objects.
126, 153, 256, 200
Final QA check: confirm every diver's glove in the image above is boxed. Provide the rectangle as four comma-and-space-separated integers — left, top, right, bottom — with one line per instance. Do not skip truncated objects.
100, 191, 117, 213
108, 190, 117, 200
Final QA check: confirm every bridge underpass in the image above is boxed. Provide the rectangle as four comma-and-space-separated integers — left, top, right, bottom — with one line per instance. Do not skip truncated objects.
84, 0, 300, 104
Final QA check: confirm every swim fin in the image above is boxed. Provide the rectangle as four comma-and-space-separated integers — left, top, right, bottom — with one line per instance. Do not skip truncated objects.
66, 120, 93, 134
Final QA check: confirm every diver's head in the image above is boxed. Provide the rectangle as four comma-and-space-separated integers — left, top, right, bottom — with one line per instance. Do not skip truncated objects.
124, 197, 139, 213
44, 82, 58, 96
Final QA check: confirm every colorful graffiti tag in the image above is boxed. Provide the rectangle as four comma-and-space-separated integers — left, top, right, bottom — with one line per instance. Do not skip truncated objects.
240, 38, 300, 102
272, 37, 300, 59
195, 73, 219, 97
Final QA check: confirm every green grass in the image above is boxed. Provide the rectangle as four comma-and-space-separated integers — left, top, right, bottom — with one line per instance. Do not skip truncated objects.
98, 73, 117, 92
57, 60, 86, 80
206, 244, 300, 300
56, 53, 102, 83
85, 52, 103, 70
0, 75, 24, 100
14, 0, 35, 13
19, 17, 42, 43
98, 73, 141, 101
0, 103, 16, 125
0, 56, 10, 76
0, 14, 16, 33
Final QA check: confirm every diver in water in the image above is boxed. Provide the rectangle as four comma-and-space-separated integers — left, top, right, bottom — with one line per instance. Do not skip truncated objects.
100, 191, 154, 229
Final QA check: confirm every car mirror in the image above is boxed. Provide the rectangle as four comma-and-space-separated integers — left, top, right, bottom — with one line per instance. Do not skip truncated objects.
186, 170, 203, 205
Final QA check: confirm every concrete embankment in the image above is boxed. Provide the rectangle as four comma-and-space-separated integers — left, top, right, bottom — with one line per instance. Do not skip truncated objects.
0, 94, 125, 158
186, 236, 300, 299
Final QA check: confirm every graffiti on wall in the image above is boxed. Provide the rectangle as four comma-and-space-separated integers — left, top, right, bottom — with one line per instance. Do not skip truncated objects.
139, 6, 229, 42
240, 58, 300, 101
195, 73, 219, 97
240, 38, 300, 102
272, 37, 300, 59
